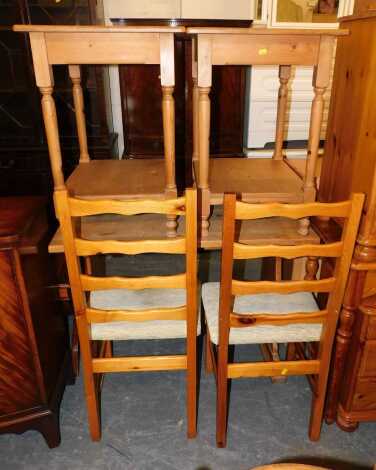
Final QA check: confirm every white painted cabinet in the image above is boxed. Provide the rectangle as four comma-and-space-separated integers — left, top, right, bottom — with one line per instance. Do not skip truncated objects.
245, 0, 351, 152
181, 0, 255, 20
246, 65, 331, 149
104, 0, 181, 19
104, 0, 256, 20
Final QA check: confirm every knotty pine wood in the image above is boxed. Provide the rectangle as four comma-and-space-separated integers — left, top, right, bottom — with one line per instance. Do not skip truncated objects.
205, 193, 363, 447
207, 159, 304, 204
54, 189, 198, 441
86, 306, 187, 323
48, 207, 321, 254
66, 160, 167, 200
191, 28, 341, 237
317, 14, 376, 429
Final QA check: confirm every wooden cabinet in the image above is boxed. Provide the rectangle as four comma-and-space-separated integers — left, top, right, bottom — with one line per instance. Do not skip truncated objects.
116, 25, 247, 163
317, 12, 376, 430
0, 0, 116, 197
0, 197, 72, 447
336, 296, 376, 429
353, 0, 376, 15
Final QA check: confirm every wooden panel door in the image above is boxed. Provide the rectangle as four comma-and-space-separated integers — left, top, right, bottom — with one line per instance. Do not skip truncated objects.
0, 249, 42, 415
119, 36, 246, 161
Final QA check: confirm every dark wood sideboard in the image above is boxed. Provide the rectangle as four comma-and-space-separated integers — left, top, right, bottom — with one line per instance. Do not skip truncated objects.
0, 197, 72, 447
317, 12, 376, 431
0, 0, 116, 197
114, 19, 247, 167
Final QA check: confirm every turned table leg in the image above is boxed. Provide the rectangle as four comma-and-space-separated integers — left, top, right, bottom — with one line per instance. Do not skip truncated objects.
196, 34, 212, 239
162, 85, 178, 237
300, 36, 334, 235
198, 86, 211, 238
192, 36, 199, 170
273, 65, 291, 161
305, 256, 319, 281
160, 32, 178, 237
68, 64, 90, 163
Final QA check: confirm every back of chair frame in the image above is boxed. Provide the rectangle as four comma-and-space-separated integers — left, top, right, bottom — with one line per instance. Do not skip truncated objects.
218, 192, 364, 440
54, 187, 198, 439
220, 194, 364, 327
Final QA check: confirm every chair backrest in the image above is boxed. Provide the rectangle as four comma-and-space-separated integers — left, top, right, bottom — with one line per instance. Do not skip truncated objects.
219, 193, 364, 351
54, 188, 197, 329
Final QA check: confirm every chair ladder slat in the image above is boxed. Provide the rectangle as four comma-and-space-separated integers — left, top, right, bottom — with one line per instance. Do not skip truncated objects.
86, 306, 187, 323
92, 355, 187, 373
81, 273, 186, 291
230, 310, 327, 328
228, 360, 320, 379
235, 200, 352, 220
75, 237, 186, 256
231, 278, 336, 295
69, 196, 186, 217
233, 241, 343, 260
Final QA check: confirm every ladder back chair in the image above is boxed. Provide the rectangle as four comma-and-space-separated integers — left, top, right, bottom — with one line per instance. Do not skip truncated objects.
14, 25, 184, 237
188, 27, 347, 239
53, 187, 198, 441
202, 192, 364, 447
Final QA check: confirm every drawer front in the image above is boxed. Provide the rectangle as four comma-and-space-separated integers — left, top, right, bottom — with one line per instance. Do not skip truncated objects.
359, 340, 376, 377
352, 378, 376, 412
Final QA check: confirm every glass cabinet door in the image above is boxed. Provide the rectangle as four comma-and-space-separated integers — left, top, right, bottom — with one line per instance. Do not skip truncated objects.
269, 0, 354, 27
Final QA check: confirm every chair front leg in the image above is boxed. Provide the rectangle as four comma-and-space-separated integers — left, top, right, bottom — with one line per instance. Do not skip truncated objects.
205, 333, 214, 373
216, 342, 229, 447
76, 316, 101, 441
187, 332, 197, 439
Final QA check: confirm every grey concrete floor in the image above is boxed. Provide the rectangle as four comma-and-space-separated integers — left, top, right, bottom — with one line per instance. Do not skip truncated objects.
0, 253, 375, 469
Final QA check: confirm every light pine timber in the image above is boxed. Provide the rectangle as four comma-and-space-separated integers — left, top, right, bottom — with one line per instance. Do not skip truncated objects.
204, 193, 364, 447
68, 65, 89, 163
235, 200, 352, 220
68, 196, 185, 217
273, 65, 291, 160
75, 237, 186, 256
228, 360, 320, 379
92, 356, 187, 373
86, 306, 187, 323
231, 278, 336, 295
229, 310, 327, 328
233, 241, 343, 260
81, 273, 186, 291
17, 23, 196, 442
190, 28, 346, 237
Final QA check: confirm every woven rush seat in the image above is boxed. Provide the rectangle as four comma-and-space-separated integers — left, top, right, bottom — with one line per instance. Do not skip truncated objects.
90, 288, 201, 341
202, 282, 321, 345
